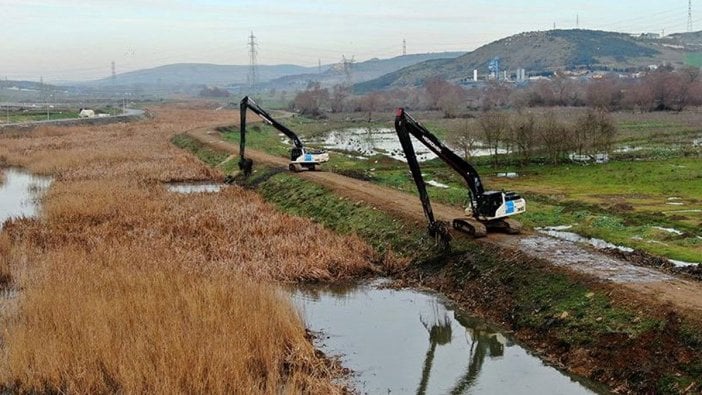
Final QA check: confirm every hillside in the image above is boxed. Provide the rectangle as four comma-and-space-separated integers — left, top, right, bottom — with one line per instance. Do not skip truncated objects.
85, 63, 321, 87
264, 52, 465, 89
356, 29, 688, 91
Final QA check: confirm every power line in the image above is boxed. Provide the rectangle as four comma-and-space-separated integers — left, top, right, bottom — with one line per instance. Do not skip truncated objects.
341, 55, 354, 86
247, 31, 258, 91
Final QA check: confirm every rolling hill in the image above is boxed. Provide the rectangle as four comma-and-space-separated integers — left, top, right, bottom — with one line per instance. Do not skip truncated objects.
85, 63, 322, 87
263, 52, 465, 90
82, 52, 465, 90
356, 29, 689, 91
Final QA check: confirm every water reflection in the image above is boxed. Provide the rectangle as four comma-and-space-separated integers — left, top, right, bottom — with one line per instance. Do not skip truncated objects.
291, 281, 599, 394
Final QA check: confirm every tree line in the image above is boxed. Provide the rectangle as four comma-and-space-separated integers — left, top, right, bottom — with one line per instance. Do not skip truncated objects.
447, 109, 617, 166
289, 66, 702, 118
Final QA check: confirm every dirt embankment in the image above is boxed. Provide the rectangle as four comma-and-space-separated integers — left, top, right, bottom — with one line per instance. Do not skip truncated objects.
187, 125, 702, 318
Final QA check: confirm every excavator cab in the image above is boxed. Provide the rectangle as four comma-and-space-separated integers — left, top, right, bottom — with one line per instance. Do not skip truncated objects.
475, 190, 526, 220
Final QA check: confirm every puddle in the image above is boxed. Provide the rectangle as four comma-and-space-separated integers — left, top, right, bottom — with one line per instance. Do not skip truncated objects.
497, 172, 519, 178
426, 180, 450, 188
520, 236, 673, 283
166, 182, 227, 194
0, 168, 52, 229
614, 146, 643, 153
311, 128, 505, 162
653, 226, 684, 236
291, 281, 600, 394
536, 228, 634, 253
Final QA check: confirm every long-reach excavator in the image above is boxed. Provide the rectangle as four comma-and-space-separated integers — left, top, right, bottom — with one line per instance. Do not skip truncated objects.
238, 96, 329, 176
394, 108, 525, 242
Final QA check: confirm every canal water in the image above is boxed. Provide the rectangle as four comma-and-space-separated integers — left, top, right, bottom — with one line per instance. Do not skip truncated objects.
291, 281, 602, 394
0, 168, 52, 229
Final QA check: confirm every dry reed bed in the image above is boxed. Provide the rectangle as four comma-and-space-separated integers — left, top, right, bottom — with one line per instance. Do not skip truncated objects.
0, 104, 380, 393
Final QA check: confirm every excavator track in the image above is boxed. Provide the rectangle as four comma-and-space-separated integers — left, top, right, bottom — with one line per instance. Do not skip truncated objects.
486, 218, 522, 234
452, 218, 487, 238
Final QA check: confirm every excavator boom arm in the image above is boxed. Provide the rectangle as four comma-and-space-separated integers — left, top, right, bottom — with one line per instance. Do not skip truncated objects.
240, 96, 304, 151
395, 108, 484, 215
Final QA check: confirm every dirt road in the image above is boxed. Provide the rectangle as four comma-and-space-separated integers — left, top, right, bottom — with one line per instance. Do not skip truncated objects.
188, 125, 702, 316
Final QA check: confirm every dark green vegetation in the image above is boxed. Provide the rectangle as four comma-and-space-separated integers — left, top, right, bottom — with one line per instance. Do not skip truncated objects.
172, 135, 702, 393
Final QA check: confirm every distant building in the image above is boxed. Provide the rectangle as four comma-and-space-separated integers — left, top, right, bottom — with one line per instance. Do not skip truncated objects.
639, 33, 660, 40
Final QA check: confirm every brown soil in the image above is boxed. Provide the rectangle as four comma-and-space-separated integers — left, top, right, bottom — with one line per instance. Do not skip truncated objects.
188, 125, 702, 320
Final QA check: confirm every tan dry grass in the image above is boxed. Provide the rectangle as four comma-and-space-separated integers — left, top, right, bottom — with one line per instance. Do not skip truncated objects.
1, 240, 337, 394
0, 103, 382, 393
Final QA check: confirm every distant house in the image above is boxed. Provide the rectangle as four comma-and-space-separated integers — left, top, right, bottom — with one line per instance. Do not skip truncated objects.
79, 108, 95, 118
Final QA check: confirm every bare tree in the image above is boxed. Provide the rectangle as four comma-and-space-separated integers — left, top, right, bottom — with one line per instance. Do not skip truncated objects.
510, 113, 537, 165
586, 77, 622, 110
446, 119, 480, 160
424, 77, 450, 109
621, 81, 656, 112
329, 84, 350, 113
424, 77, 466, 117
291, 82, 329, 117
478, 111, 510, 167
481, 82, 512, 110
580, 109, 617, 154
536, 112, 572, 164
360, 92, 384, 122
437, 85, 466, 118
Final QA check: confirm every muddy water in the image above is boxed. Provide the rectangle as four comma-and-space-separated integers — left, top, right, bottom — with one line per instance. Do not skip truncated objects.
0, 168, 52, 229
292, 281, 602, 394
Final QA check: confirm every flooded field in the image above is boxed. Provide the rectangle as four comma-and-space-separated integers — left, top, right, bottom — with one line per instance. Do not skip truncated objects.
0, 168, 51, 228
310, 128, 504, 162
292, 281, 601, 394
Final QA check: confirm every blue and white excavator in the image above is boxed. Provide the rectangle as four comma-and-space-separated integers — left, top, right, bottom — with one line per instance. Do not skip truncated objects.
238, 96, 329, 176
394, 108, 525, 243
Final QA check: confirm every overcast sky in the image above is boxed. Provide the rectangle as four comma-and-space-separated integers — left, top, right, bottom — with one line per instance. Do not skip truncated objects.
1, 0, 698, 81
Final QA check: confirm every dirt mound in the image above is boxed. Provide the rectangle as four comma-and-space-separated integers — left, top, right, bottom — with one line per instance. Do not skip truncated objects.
605, 248, 702, 282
